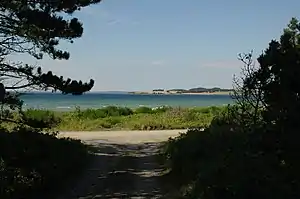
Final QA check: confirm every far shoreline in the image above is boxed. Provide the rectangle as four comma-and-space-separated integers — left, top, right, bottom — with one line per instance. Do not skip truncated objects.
128, 91, 232, 95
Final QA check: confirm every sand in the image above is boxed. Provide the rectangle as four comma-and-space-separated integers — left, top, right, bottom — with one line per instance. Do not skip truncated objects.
59, 129, 186, 144
57, 129, 186, 199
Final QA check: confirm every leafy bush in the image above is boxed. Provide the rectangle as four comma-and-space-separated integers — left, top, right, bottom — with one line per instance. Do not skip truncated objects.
102, 106, 133, 117
2, 106, 224, 131
22, 109, 61, 129
71, 106, 133, 120
190, 106, 225, 115
122, 108, 214, 131
162, 109, 268, 198
164, 121, 300, 198
162, 106, 245, 183
134, 106, 153, 114
0, 127, 90, 199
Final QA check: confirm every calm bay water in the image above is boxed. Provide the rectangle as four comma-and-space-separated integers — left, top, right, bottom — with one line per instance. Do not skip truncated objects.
20, 92, 234, 111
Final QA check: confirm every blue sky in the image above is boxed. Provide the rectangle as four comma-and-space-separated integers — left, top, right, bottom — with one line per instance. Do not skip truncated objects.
18, 0, 300, 91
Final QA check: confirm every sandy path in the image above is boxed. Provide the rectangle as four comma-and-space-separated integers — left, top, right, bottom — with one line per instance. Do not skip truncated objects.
57, 130, 185, 199
58, 130, 186, 144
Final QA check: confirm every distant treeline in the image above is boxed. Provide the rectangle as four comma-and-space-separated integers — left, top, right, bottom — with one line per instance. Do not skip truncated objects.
153, 87, 233, 93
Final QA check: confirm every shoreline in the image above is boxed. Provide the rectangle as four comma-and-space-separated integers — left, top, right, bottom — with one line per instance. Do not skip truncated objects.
23, 104, 231, 112
181, 92, 231, 95
128, 91, 232, 95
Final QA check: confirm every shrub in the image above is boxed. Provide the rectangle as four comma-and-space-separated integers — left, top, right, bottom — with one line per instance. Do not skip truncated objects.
162, 104, 300, 199
71, 106, 133, 120
0, 127, 90, 199
22, 109, 61, 129
103, 106, 133, 116
134, 106, 153, 114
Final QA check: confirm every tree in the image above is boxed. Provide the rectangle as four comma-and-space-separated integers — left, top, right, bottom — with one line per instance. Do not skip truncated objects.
0, 0, 100, 94
230, 17, 300, 198
232, 18, 300, 130
161, 17, 300, 199
229, 51, 265, 129
0, 0, 102, 127
233, 18, 300, 125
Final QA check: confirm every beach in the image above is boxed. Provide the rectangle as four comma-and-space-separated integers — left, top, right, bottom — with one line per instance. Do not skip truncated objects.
57, 129, 185, 198
59, 129, 186, 144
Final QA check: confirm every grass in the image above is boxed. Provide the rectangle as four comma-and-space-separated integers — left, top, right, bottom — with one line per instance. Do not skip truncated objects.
13, 105, 226, 131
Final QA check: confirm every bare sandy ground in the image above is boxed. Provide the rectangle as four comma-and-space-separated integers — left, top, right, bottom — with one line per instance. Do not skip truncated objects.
58, 130, 186, 199
59, 129, 187, 144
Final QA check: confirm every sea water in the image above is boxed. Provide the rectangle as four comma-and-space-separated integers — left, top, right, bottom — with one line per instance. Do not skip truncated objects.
20, 92, 234, 111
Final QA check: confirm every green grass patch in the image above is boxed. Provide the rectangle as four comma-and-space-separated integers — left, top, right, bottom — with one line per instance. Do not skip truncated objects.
15, 106, 225, 131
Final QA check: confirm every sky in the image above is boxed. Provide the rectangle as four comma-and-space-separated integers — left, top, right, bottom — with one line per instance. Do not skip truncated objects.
15, 0, 300, 91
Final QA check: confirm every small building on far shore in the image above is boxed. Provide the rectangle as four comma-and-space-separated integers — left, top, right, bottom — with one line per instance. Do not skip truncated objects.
152, 89, 165, 94
152, 89, 183, 94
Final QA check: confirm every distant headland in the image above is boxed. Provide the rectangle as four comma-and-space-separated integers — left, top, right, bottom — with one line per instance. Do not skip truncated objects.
128, 87, 233, 95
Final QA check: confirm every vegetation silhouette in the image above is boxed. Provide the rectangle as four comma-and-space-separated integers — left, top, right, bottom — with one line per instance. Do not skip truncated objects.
0, 0, 102, 198
163, 17, 300, 199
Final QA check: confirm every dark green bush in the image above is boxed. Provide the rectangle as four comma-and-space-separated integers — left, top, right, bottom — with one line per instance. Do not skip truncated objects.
23, 109, 61, 129
102, 106, 133, 116
163, 104, 300, 199
70, 106, 171, 120
191, 106, 225, 115
134, 106, 153, 114
72, 106, 133, 119
0, 127, 89, 199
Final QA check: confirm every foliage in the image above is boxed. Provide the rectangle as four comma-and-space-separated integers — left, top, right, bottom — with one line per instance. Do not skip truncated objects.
71, 106, 134, 119
163, 108, 297, 199
59, 106, 223, 130
163, 106, 265, 198
7, 105, 223, 131
163, 18, 300, 199
0, 0, 102, 129
0, 0, 102, 198
9, 106, 223, 131
22, 109, 61, 129
0, 0, 99, 93
134, 106, 154, 114
0, 127, 90, 199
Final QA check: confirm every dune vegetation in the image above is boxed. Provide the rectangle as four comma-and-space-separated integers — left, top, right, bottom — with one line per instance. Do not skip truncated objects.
5, 106, 226, 131
161, 18, 300, 199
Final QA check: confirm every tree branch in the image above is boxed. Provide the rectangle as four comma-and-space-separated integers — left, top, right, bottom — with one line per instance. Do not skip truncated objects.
5, 83, 35, 89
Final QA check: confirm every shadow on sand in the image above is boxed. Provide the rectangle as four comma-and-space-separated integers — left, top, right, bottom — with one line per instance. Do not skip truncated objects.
58, 141, 169, 199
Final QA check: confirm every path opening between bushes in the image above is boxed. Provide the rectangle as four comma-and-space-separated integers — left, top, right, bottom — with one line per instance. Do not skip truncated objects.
57, 130, 185, 199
